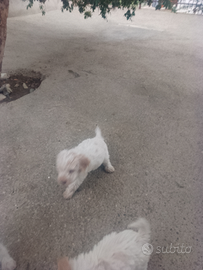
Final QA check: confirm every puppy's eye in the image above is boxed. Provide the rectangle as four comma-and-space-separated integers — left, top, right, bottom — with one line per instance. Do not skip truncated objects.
69, 170, 74, 174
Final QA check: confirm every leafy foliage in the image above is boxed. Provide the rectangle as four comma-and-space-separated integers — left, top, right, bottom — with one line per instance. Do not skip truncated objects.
24, 0, 176, 19
146, 0, 153, 6
171, 5, 177, 12
163, 0, 172, 9
23, 0, 144, 19
155, 0, 174, 10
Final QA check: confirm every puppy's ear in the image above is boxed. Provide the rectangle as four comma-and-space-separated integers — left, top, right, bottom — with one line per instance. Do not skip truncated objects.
57, 257, 71, 270
78, 155, 90, 172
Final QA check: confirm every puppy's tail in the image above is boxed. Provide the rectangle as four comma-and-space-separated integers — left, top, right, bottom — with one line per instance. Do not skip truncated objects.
128, 218, 150, 243
95, 126, 102, 138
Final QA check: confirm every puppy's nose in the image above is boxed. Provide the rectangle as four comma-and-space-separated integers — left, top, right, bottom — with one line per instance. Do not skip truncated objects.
58, 176, 67, 185
61, 179, 67, 185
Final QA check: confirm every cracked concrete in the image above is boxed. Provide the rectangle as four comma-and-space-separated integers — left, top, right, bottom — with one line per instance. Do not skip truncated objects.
0, 7, 202, 270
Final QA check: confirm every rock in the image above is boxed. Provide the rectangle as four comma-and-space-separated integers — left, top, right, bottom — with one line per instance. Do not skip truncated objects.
6, 84, 12, 93
15, 84, 19, 87
23, 83, 28, 89
0, 94, 6, 101
29, 88, 35, 93
0, 85, 6, 94
0, 84, 12, 96
0, 73, 9, 79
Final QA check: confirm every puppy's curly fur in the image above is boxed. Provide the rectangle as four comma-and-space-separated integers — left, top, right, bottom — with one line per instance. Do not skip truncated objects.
57, 218, 151, 270
56, 127, 114, 199
0, 243, 16, 270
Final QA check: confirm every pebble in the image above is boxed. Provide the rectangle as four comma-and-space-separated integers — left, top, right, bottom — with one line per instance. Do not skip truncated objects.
6, 84, 12, 93
23, 83, 28, 89
0, 73, 9, 79
0, 84, 12, 95
29, 88, 35, 93
15, 83, 19, 87
0, 94, 6, 101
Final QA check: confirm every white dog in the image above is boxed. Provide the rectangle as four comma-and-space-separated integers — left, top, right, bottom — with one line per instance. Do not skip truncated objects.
57, 218, 151, 270
0, 243, 16, 270
56, 127, 115, 199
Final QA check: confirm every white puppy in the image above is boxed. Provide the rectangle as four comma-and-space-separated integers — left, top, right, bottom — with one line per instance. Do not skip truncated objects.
56, 127, 115, 199
0, 243, 16, 270
57, 218, 151, 270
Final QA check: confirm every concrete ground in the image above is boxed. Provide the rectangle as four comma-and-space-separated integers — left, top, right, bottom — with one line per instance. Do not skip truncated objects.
0, 7, 202, 270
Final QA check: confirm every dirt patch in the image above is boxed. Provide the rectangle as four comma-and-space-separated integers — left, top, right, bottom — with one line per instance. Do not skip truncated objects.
0, 71, 43, 103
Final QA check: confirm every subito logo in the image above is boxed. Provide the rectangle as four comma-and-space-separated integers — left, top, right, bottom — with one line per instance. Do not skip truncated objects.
142, 243, 153, 255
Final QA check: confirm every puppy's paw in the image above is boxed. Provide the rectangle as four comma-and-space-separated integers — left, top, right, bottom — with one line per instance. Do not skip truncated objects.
104, 165, 115, 173
2, 257, 16, 270
63, 189, 74, 200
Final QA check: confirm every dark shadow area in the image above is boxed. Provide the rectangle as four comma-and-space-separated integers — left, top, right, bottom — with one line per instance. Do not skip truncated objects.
0, 71, 43, 103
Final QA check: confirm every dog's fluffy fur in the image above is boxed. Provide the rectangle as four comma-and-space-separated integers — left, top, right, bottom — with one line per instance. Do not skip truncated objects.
56, 127, 114, 199
0, 243, 16, 270
57, 218, 151, 270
